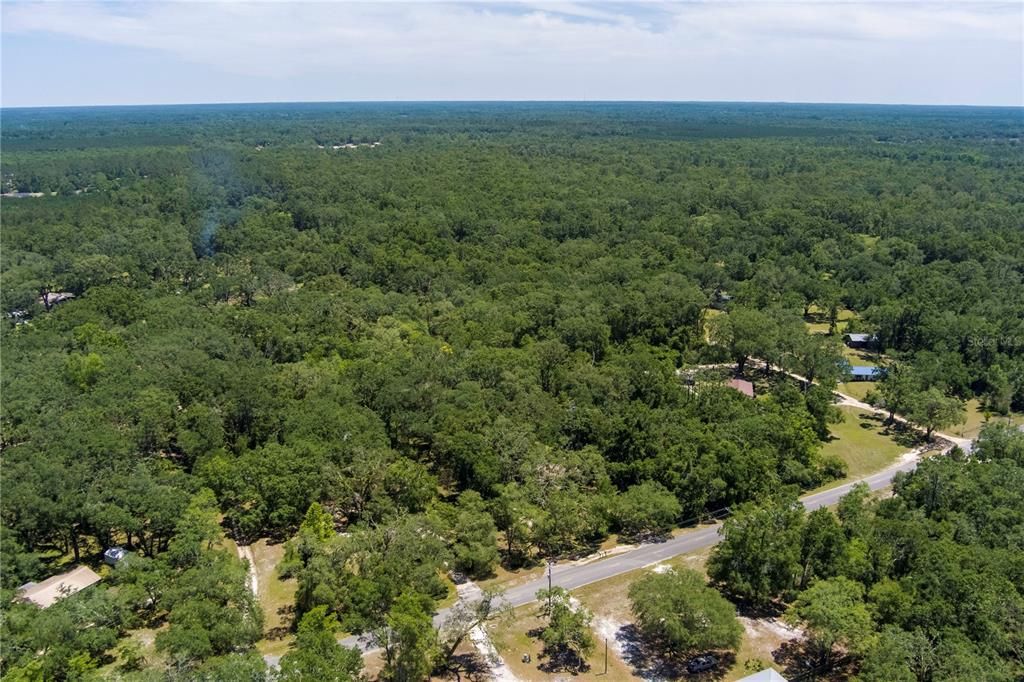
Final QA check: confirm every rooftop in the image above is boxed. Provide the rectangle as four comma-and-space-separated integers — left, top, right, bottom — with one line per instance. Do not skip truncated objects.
727, 377, 755, 397
17, 566, 102, 608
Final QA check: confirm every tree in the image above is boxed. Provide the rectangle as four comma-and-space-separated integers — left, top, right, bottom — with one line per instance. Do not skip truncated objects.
905, 387, 966, 440
787, 577, 874, 668
278, 607, 363, 682
490, 483, 538, 567
798, 508, 847, 589
866, 362, 918, 424
535, 587, 594, 672
450, 491, 500, 579
612, 481, 681, 541
379, 591, 438, 682
709, 307, 774, 374
438, 587, 512, 668
629, 568, 741, 655
707, 496, 804, 605
855, 626, 922, 682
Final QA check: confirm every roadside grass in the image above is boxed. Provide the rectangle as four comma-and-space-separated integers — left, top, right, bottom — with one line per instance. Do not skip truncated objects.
821, 406, 914, 481
950, 398, 1024, 440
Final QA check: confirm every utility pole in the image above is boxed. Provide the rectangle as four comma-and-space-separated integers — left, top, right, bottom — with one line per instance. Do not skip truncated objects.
547, 559, 554, 612
604, 637, 608, 674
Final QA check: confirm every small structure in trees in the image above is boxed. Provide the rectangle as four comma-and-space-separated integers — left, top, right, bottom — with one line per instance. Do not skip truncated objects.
849, 366, 882, 382
842, 333, 876, 349
727, 378, 755, 398
737, 669, 789, 682
103, 547, 129, 566
16, 566, 101, 608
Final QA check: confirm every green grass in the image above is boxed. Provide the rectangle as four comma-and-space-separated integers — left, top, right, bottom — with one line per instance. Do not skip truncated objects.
837, 380, 875, 401
804, 306, 858, 335
250, 540, 298, 657
821, 406, 915, 480
950, 398, 1024, 440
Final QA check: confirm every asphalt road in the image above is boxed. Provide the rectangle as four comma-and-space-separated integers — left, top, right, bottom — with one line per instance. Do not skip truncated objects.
495, 445, 930, 611
321, 441, 940, 660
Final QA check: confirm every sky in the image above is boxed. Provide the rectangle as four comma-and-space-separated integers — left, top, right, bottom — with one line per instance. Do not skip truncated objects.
2, 1, 1022, 108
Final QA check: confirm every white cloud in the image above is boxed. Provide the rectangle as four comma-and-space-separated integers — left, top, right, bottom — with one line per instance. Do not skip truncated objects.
2, 1, 1021, 104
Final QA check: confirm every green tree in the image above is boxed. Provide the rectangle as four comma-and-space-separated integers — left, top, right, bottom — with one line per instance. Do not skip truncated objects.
707, 496, 804, 605
798, 508, 847, 589
438, 587, 511, 668
628, 568, 742, 655
906, 387, 966, 440
279, 606, 363, 682
379, 591, 438, 682
787, 577, 874, 668
612, 481, 681, 541
535, 587, 594, 672
450, 491, 500, 579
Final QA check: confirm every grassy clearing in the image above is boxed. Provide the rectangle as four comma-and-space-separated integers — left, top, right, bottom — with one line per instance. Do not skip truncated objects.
250, 539, 298, 657
517, 546, 793, 682
842, 345, 882, 368
804, 306, 857, 335
950, 398, 1024, 440
837, 380, 875, 401
488, 602, 638, 681
821, 406, 914, 481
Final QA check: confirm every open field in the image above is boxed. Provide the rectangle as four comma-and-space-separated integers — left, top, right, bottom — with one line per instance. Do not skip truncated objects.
836, 379, 875, 401
821, 406, 915, 480
804, 306, 857, 335
950, 398, 1024, 440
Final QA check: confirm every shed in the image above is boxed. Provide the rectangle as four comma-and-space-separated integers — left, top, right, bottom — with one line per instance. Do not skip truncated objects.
727, 378, 755, 398
710, 290, 734, 311
16, 566, 102, 608
737, 669, 789, 682
39, 292, 75, 310
849, 366, 882, 381
103, 547, 128, 566
843, 332, 877, 349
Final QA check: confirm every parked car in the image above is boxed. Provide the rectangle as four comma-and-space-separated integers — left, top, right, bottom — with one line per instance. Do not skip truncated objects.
686, 654, 718, 673
103, 547, 128, 566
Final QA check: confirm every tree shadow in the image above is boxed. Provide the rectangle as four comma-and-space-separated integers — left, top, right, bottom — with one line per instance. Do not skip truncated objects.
526, 628, 590, 675
616, 624, 734, 680
439, 651, 494, 681
857, 412, 922, 449
774, 639, 855, 681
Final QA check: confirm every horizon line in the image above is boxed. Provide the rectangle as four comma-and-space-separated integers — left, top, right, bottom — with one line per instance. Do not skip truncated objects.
3, 98, 1023, 112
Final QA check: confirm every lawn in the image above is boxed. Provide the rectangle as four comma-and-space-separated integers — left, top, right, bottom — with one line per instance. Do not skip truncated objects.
821, 406, 915, 481
250, 539, 298, 657
804, 306, 858, 335
949, 398, 1024, 440
837, 380, 875, 401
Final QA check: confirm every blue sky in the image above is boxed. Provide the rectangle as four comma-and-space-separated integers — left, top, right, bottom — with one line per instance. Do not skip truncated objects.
2, 1, 1022, 107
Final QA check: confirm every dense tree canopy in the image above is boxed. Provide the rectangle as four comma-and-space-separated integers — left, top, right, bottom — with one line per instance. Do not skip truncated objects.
2, 102, 1021, 678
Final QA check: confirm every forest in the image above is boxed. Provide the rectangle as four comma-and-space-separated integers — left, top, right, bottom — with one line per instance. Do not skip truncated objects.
1, 102, 1022, 680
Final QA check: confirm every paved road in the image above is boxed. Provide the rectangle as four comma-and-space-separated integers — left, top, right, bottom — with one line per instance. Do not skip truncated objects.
315, 440, 945, 663
267, 375, 970, 666
494, 444, 934, 611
